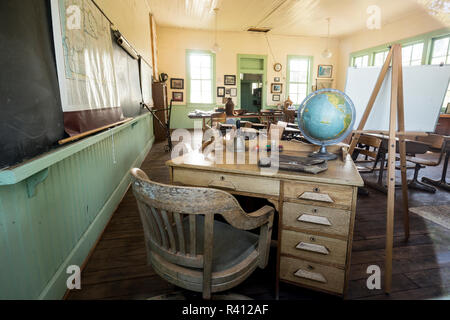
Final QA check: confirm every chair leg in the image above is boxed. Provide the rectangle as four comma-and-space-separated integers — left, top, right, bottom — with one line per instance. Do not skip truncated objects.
408, 163, 436, 193
421, 152, 450, 191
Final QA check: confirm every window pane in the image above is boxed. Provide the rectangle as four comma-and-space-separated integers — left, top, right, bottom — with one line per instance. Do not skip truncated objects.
432, 57, 445, 65
402, 46, 412, 65
189, 53, 213, 103
432, 37, 450, 58
289, 83, 298, 94
411, 43, 424, 61
374, 51, 387, 67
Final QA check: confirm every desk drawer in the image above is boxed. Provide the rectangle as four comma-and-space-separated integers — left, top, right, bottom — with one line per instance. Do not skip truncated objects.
281, 230, 347, 266
284, 181, 353, 209
280, 256, 345, 294
282, 202, 351, 236
172, 168, 280, 196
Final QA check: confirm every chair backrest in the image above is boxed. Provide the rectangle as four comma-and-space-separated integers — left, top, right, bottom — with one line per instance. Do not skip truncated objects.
356, 135, 382, 160
130, 168, 247, 270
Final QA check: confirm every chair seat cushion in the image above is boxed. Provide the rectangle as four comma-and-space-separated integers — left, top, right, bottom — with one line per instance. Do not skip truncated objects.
183, 216, 259, 273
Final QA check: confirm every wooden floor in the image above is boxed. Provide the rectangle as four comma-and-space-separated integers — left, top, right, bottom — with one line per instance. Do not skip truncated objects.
67, 141, 450, 300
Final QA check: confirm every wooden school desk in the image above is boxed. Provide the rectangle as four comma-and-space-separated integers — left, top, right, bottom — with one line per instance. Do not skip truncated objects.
166, 142, 363, 297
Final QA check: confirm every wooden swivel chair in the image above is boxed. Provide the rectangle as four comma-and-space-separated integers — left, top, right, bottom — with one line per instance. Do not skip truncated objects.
130, 168, 275, 300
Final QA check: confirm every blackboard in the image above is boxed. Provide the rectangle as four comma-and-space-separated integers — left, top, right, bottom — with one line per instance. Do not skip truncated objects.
0, 0, 65, 169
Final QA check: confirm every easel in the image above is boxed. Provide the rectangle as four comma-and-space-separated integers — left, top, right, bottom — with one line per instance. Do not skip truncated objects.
349, 44, 410, 294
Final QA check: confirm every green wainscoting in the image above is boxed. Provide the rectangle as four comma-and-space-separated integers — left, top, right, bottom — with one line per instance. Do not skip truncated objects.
0, 113, 155, 299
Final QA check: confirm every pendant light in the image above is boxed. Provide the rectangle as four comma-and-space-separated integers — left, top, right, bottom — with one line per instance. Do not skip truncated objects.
321, 18, 332, 59
211, 8, 221, 53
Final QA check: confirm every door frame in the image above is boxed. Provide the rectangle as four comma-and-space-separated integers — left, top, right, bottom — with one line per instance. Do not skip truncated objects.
237, 54, 267, 110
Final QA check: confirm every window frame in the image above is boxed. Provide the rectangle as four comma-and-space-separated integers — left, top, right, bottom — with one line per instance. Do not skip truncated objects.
429, 34, 450, 65
352, 54, 370, 68
186, 49, 216, 106
286, 55, 314, 107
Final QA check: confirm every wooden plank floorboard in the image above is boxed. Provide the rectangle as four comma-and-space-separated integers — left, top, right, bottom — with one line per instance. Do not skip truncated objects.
67, 141, 450, 300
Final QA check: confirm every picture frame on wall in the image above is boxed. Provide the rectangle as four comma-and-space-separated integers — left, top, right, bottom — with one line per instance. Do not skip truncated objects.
273, 94, 281, 102
226, 88, 231, 95
271, 83, 283, 94
217, 87, 225, 97
170, 78, 184, 89
224, 75, 236, 86
172, 92, 184, 102
317, 65, 333, 78
274, 77, 280, 82
230, 88, 237, 97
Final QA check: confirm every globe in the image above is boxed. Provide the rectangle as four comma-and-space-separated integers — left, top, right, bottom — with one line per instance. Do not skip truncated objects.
297, 89, 356, 160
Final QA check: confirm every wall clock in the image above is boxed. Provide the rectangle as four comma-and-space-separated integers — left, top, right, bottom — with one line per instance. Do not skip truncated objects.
274, 63, 282, 72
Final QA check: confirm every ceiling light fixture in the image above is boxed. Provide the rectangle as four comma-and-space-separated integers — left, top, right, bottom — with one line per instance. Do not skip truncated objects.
211, 8, 221, 53
321, 18, 333, 59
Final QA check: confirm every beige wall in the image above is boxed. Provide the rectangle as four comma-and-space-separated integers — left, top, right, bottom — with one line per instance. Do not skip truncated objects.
95, 0, 153, 64
336, 11, 446, 90
157, 26, 340, 108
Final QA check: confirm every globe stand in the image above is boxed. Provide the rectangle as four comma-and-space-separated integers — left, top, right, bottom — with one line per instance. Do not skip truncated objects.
309, 144, 337, 161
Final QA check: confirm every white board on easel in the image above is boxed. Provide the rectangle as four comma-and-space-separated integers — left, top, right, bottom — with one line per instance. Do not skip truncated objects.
345, 65, 450, 132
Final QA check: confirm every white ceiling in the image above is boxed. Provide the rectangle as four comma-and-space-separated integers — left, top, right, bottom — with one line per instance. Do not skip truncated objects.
146, 0, 445, 38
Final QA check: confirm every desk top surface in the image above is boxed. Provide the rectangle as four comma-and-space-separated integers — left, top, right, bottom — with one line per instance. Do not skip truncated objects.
167, 146, 364, 187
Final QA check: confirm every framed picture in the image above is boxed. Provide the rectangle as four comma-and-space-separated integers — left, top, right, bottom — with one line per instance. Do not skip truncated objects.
274, 77, 280, 82
226, 88, 231, 95
224, 75, 236, 86
230, 88, 237, 97
217, 87, 225, 97
170, 78, 184, 89
317, 65, 333, 78
273, 94, 281, 102
172, 92, 183, 102
271, 83, 283, 94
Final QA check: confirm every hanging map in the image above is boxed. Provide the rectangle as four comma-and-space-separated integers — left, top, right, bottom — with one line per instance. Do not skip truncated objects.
51, 0, 123, 136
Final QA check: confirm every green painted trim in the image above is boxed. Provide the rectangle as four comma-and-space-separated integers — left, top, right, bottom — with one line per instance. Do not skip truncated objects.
237, 54, 267, 110
38, 135, 154, 300
349, 28, 450, 66
286, 55, 314, 107
185, 49, 216, 108
0, 113, 152, 186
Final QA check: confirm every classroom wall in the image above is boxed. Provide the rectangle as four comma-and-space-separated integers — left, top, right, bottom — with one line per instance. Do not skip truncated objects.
336, 10, 446, 91
157, 27, 340, 128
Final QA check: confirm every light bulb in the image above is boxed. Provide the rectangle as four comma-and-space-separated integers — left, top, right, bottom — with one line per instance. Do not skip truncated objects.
211, 43, 221, 53
321, 48, 332, 59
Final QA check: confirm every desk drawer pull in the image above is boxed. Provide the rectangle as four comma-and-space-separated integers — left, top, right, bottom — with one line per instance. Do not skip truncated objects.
208, 180, 236, 190
296, 242, 330, 255
294, 269, 327, 283
298, 191, 334, 203
297, 214, 332, 226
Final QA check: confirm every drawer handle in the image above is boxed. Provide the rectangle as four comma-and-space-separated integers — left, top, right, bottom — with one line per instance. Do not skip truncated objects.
208, 180, 237, 191
298, 191, 334, 203
298, 214, 332, 226
294, 269, 327, 284
296, 242, 330, 255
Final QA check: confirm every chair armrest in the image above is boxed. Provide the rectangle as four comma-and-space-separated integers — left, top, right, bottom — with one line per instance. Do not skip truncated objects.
220, 205, 275, 231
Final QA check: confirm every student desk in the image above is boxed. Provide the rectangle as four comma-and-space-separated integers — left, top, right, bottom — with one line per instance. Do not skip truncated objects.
166, 144, 363, 297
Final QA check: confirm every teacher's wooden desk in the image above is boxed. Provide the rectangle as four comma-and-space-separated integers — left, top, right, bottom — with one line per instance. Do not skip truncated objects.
166, 143, 363, 297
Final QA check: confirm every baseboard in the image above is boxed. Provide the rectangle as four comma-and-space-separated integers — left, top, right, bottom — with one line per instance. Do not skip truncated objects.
38, 135, 155, 300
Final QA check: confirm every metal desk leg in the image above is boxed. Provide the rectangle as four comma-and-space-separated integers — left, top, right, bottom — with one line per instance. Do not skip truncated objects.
422, 151, 450, 191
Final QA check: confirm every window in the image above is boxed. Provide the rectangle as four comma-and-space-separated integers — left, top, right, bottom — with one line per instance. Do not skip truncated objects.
287, 56, 311, 106
373, 50, 389, 67
430, 36, 450, 65
401, 42, 424, 66
353, 55, 369, 68
187, 51, 214, 104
